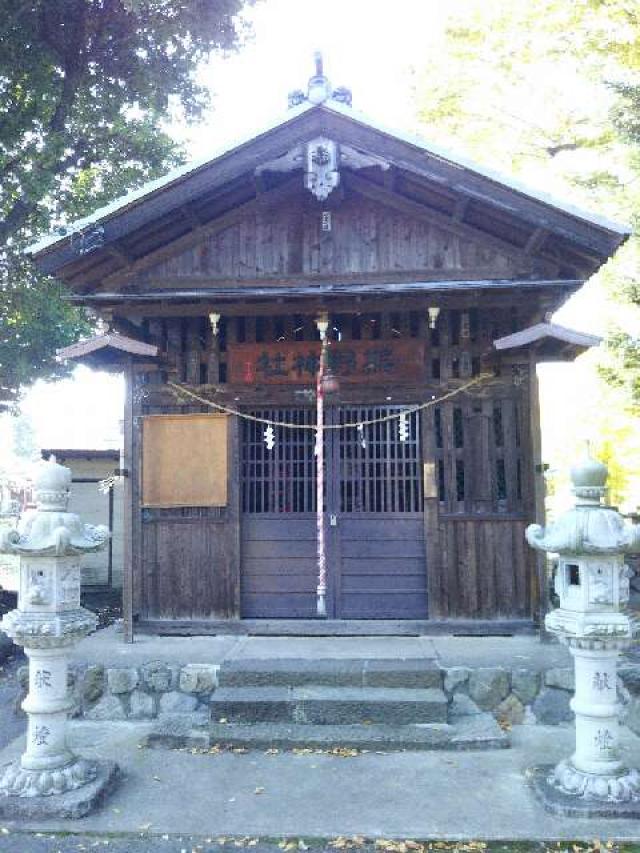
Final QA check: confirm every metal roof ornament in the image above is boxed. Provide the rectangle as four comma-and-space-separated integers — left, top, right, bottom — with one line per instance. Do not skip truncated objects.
287, 52, 353, 110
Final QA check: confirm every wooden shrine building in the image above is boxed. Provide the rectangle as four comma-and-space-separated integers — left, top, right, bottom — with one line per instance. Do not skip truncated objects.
28, 61, 629, 634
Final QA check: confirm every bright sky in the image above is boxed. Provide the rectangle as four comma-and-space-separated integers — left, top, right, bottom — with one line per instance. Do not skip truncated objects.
3, 0, 635, 501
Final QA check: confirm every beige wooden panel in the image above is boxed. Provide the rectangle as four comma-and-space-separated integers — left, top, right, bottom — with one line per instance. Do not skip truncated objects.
142, 414, 228, 508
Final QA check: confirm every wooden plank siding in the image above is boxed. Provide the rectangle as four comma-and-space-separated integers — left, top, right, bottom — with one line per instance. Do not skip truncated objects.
135, 194, 532, 287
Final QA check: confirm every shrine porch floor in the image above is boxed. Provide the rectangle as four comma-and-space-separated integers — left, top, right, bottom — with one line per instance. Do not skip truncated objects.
69, 624, 573, 669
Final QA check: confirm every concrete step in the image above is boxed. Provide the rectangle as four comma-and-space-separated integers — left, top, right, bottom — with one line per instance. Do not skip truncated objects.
205, 715, 507, 752
217, 658, 442, 689
210, 685, 448, 725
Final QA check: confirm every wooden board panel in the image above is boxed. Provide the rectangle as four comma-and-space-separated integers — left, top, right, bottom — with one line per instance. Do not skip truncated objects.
241, 516, 318, 618
228, 340, 426, 385
142, 413, 228, 507
137, 193, 523, 284
435, 517, 532, 619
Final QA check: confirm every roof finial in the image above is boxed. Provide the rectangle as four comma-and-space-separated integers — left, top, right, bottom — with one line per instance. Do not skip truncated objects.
287, 54, 352, 109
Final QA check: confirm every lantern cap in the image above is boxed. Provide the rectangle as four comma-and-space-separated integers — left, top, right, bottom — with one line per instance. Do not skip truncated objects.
526, 454, 640, 556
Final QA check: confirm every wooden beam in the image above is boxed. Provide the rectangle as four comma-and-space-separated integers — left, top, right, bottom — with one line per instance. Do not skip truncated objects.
452, 196, 470, 223
122, 357, 134, 644
108, 245, 133, 267
524, 227, 549, 255
97, 268, 540, 291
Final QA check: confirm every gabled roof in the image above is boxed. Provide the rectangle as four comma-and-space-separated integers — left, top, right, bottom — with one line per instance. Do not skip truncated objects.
27, 99, 631, 289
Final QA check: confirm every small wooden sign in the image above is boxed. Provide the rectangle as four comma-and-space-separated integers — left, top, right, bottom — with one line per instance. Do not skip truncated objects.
227, 340, 425, 385
142, 414, 228, 508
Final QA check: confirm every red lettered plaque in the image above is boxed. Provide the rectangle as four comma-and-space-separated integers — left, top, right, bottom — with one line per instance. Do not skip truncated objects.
227, 340, 426, 385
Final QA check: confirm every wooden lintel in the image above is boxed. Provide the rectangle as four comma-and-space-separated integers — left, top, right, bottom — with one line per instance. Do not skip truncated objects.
102, 288, 559, 321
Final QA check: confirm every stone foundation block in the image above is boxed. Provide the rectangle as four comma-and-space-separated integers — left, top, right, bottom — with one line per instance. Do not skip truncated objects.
129, 690, 156, 719
468, 668, 510, 710
159, 691, 199, 714
85, 694, 127, 721
545, 667, 574, 691
619, 665, 640, 696
511, 668, 540, 705
106, 667, 139, 695
622, 696, 640, 736
532, 687, 572, 724
141, 660, 177, 693
179, 663, 217, 694
495, 693, 525, 727
444, 667, 470, 694
82, 665, 105, 704
0, 760, 119, 820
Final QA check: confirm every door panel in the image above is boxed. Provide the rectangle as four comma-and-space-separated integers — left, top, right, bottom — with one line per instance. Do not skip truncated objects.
240, 409, 318, 617
333, 408, 427, 619
240, 406, 427, 619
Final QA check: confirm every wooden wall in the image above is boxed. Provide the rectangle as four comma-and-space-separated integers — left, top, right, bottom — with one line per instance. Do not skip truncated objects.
134, 193, 539, 285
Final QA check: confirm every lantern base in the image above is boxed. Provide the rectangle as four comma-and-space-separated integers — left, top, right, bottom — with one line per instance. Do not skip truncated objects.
0, 759, 118, 819
529, 762, 640, 818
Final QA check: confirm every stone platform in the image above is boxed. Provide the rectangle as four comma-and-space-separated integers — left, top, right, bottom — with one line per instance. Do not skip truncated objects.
60, 627, 594, 736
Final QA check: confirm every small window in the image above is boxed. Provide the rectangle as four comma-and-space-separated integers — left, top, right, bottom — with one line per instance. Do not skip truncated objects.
567, 564, 580, 586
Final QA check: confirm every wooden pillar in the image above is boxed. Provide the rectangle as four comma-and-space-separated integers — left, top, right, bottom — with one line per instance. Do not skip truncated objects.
528, 354, 549, 635
185, 317, 201, 385
422, 407, 444, 618
122, 357, 134, 644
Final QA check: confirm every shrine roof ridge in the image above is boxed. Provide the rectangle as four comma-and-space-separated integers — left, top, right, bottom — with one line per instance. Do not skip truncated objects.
27, 99, 630, 265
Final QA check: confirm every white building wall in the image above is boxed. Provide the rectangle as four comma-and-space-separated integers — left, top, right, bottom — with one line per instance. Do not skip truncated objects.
61, 457, 123, 588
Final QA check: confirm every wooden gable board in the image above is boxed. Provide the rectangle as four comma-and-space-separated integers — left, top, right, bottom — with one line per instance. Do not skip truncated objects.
27, 101, 629, 290
132, 191, 536, 288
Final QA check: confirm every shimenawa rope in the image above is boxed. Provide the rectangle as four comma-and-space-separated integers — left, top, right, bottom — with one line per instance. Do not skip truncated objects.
166, 372, 492, 430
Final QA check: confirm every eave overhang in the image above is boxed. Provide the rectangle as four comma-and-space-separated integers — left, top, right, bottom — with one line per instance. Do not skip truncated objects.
57, 332, 159, 371
493, 321, 601, 362
25, 100, 630, 292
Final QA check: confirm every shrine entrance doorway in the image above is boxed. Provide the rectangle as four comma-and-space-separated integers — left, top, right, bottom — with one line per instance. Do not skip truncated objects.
240, 406, 427, 619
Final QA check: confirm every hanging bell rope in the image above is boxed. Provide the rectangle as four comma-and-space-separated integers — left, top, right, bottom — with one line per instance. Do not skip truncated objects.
166, 372, 493, 430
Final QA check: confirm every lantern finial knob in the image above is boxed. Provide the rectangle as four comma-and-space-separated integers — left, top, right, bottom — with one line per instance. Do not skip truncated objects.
570, 454, 608, 505
34, 456, 72, 511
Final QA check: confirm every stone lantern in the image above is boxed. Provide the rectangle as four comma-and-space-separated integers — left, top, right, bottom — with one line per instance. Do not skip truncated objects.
526, 455, 640, 816
0, 457, 118, 818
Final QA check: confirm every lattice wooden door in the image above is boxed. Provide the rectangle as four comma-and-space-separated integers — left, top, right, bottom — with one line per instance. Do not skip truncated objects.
240, 406, 427, 619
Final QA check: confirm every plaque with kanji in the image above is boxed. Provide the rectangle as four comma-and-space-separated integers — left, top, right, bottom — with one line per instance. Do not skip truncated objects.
227, 340, 426, 385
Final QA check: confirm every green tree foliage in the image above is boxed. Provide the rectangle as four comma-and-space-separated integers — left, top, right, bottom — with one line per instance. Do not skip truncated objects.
412, 0, 639, 410
412, 0, 640, 506
0, 0, 249, 405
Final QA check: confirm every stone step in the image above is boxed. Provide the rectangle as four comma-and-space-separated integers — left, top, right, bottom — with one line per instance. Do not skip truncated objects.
217, 658, 442, 689
210, 685, 448, 725
205, 715, 507, 752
